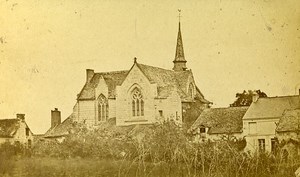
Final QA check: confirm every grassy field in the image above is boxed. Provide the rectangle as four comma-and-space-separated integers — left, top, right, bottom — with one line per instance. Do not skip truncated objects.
1, 157, 196, 177
0, 157, 299, 177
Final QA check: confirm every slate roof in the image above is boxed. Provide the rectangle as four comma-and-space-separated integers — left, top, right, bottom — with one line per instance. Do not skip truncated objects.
137, 63, 191, 100
243, 95, 300, 120
189, 107, 249, 134
78, 70, 128, 100
277, 109, 300, 132
77, 62, 210, 103
44, 115, 75, 138
0, 119, 20, 138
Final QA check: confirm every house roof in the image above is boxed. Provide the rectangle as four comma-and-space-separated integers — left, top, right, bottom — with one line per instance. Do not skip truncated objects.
276, 109, 300, 132
0, 119, 20, 138
44, 115, 75, 138
189, 107, 249, 134
77, 62, 210, 103
243, 95, 300, 120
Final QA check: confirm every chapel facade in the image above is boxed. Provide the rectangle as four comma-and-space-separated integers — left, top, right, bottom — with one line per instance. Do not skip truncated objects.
71, 22, 211, 127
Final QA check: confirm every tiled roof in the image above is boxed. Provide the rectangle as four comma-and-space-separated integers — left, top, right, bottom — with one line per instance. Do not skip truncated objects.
77, 62, 210, 103
44, 115, 75, 138
137, 63, 190, 99
189, 107, 249, 134
0, 119, 20, 138
277, 109, 300, 132
243, 95, 300, 120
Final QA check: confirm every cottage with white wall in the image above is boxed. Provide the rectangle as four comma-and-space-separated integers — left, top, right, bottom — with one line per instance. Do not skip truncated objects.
189, 107, 248, 142
242, 94, 300, 153
0, 114, 34, 148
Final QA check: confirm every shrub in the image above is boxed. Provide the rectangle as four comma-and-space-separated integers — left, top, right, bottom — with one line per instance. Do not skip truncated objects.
30, 121, 300, 177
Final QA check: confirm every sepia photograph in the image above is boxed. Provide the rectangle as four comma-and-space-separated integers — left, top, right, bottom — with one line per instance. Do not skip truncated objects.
0, 0, 300, 176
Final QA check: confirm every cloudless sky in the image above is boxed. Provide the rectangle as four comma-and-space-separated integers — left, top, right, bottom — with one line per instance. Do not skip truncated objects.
0, 0, 300, 134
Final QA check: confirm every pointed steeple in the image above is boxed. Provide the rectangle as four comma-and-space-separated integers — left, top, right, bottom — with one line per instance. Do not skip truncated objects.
173, 11, 187, 71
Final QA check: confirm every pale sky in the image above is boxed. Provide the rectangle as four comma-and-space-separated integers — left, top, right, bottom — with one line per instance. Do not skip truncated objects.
0, 0, 299, 134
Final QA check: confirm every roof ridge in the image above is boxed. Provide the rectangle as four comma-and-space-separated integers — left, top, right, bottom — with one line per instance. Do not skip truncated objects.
208, 106, 249, 110
137, 63, 174, 72
95, 70, 128, 75
0, 118, 18, 121
260, 95, 299, 99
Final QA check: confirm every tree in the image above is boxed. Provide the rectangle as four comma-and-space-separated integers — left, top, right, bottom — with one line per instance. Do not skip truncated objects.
230, 90, 267, 107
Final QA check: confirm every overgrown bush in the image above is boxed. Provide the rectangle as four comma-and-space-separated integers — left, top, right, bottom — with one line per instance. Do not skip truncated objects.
33, 123, 138, 159
30, 121, 300, 177
0, 141, 28, 176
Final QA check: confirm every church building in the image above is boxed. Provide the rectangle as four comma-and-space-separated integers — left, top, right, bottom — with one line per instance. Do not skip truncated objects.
71, 21, 211, 127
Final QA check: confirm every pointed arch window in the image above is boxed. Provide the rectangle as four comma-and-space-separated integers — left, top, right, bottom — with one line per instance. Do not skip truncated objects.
132, 88, 144, 117
188, 83, 194, 98
98, 94, 108, 121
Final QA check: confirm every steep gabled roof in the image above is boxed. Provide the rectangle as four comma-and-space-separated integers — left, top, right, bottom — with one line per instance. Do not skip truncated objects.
77, 62, 210, 103
44, 115, 75, 138
277, 108, 300, 132
0, 119, 20, 138
190, 107, 249, 134
243, 95, 300, 120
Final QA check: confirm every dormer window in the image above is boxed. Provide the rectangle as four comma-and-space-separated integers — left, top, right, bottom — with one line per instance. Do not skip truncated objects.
200, 127, 206, 133
132, 88, 144, 117
199, 126, 206, 133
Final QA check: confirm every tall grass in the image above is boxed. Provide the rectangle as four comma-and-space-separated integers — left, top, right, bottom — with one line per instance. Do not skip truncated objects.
1, 122, 299, 177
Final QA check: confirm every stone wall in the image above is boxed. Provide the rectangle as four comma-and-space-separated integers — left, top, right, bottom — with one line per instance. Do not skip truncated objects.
116, 64, 157, 126
154, 89, 182, 124
78, 100, 95, 125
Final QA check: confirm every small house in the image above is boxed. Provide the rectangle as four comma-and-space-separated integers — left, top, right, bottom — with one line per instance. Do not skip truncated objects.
43, 108, 75, 142
243, 94, 300, 153
0, 114, 34, 148
189, 107, 248, 142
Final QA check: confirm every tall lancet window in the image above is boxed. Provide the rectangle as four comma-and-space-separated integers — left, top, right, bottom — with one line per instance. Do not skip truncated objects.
189, 83, 194, 98
98, 94, 108, 121
132, 88, 144, 117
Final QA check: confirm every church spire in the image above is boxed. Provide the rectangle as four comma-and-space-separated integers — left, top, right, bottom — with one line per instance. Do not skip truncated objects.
173, 10, 187, 71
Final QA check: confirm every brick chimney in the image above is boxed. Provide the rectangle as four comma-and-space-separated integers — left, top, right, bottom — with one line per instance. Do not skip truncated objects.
86, 69, 94, 83
252, 91, 259, 103
51, 108, 61, 128
16, 114, 25, 122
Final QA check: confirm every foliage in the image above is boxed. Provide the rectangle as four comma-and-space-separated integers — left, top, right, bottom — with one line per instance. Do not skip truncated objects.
230, 90, 267, 107
0, 141, 29, 176
2, 121, 300, 176
33, 122, 137, 159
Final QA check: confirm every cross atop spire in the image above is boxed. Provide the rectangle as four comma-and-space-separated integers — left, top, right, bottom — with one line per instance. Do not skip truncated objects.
178, 9, 182, 22
173, 9, 187, 71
